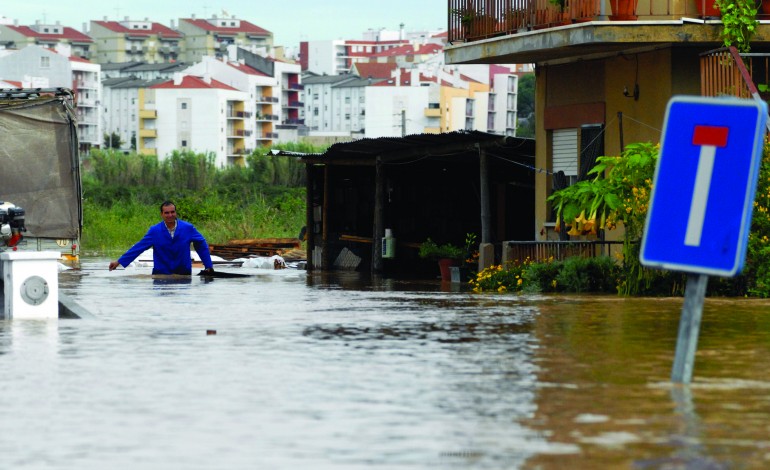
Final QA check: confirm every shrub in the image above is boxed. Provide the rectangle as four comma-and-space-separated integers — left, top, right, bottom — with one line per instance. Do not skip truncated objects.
556, 256, 619, 293
522, 257, 562, 293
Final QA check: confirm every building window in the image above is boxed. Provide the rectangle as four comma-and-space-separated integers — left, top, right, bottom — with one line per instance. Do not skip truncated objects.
181, 102, 187, 110
40, 56, 50, 68
552, 128, 578, 186
181, 140, 188, 147
345, 113, 350, 120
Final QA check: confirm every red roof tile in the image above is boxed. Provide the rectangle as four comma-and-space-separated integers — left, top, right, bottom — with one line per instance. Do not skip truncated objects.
181, 18, 270, 36
369, 43, 443, 58
6, 25, 92, 43
352, 62, 397, 79
227, 62, 269, 76
91, 21, 182, 39
150, 75, 239, 90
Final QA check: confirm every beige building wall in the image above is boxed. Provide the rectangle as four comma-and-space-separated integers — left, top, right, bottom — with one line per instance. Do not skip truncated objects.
534, 46, 702, 241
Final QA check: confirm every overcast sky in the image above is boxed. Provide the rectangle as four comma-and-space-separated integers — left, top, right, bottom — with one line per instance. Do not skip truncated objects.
1, 0, 446, 48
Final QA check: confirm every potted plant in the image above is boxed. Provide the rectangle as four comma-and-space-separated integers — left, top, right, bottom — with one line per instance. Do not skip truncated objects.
608, 0, 639, 20
451, 4, 491, 38
419, 238, 465, 281
548, 0, 571, 24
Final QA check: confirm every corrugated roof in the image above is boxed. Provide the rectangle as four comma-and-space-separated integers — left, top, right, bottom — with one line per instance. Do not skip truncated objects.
293, 131, 535, 164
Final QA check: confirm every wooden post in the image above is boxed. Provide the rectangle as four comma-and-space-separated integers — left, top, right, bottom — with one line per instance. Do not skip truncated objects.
479, 145, 491, 244
322, 165, 330, 270
305, 163, 314, 272
372, 156, 384, 273
671, 273, 709, 383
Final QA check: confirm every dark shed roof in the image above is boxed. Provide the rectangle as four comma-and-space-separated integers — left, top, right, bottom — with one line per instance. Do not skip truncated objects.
298, 130, 535, 165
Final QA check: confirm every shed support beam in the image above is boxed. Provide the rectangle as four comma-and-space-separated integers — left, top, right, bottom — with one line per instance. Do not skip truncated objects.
372, 156, 384, 273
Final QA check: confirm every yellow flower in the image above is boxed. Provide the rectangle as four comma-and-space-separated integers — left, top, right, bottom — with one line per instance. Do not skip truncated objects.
498, 285, 507, 293
517, 279, 523, 286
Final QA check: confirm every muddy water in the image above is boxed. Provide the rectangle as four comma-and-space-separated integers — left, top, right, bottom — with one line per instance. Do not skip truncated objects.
1, 259, 769, 469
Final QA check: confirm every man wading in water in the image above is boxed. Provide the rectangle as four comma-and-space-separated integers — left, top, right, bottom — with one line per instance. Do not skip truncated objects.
108, 200, 215, 275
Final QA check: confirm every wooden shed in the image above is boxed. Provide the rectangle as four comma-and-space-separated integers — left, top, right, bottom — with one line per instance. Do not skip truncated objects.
299, 131, 536, 278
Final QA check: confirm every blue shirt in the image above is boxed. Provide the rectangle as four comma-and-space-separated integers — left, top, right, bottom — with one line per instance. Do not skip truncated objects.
118, 219, 213, 275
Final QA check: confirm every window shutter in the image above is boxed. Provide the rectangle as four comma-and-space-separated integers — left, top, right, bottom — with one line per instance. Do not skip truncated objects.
553, 128, 578, 177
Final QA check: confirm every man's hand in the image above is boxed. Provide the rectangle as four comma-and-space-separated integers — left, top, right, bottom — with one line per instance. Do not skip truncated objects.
108, 260, 120, 271
200, 267, 215, 276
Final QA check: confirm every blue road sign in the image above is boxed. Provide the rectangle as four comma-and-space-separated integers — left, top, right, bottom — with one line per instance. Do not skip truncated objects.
640, 96, 768, 277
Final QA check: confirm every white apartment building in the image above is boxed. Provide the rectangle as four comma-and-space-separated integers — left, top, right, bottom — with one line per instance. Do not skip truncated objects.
489, 73, 518, 137
364, 83, 434, 138
102, 76, 167, 152
303, 74, 370, 137
147, 74, 249, 167
183, 46, 303, 147
300, 39, 409, 76
0, 45, 101, 151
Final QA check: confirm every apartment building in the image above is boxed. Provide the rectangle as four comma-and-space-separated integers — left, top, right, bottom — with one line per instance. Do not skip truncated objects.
89, 18, 183, 64
303, 74, 372, 137
146, 74, 249, 167
178, 15, 273, 63
102, 76, 166, 153
0, 45, 101, 151
0, 21, 93, 59
300, 39, 410, 76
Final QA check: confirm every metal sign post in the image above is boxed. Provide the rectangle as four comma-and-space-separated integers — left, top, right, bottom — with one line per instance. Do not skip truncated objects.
641, 96, 767, 383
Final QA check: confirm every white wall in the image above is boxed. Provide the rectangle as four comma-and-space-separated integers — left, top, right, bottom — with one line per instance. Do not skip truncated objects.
364, 86, 431, 138
155, 87, 248, 167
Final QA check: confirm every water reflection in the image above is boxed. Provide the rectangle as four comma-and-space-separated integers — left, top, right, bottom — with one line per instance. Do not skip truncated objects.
2, 261, 770, 468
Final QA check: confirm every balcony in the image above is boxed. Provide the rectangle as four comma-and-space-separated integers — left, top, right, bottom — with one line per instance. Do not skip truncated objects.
139, 128, 157, 138
424, 107, 441, 117
700, 46, 770, 100
445, 0, 746, 64
139, 109, 157, 119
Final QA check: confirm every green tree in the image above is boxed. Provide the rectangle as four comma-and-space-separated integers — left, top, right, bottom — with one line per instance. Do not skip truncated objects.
103, 132, 123, 149
516, 73, 535, 137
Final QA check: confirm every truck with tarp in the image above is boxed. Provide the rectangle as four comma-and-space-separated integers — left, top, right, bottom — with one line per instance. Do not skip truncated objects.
0, 88, 82, 265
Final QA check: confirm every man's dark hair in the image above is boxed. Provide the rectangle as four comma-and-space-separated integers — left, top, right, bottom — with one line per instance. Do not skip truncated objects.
160, 200, 176, 212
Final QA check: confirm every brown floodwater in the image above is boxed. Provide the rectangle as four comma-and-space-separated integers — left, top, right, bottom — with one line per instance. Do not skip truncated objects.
0, 258, 769, 469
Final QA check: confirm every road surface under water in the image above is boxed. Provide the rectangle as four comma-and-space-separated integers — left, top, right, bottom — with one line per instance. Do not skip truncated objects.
1, 258, 770, 469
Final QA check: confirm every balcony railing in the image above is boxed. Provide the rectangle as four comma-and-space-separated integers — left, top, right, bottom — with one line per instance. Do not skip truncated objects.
700, 47, 770, 103
504, 240, 623, 263
448, 0, 720, 43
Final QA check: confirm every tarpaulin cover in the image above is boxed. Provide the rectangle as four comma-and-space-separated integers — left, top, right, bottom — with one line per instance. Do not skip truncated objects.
0, 97, 81, 238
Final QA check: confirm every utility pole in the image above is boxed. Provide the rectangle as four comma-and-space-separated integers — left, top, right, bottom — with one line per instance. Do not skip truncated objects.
401, 109, 406, 137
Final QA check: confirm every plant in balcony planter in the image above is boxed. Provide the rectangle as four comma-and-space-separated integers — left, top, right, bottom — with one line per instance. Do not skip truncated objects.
451, 4, 489, 38
548, 0, 571, 23
608, 0, 639, 20
716, 0, 759, 53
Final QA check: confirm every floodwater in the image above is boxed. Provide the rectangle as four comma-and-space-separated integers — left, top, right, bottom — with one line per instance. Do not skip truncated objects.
2, 259, 770, 469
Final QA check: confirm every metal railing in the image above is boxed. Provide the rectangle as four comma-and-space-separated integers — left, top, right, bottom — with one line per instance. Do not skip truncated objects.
448, 0, 716, 43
